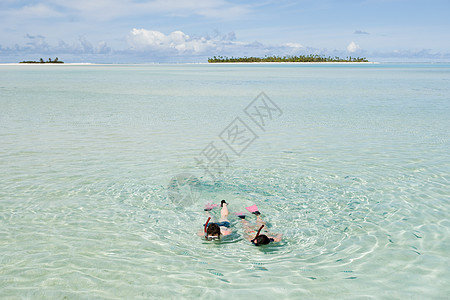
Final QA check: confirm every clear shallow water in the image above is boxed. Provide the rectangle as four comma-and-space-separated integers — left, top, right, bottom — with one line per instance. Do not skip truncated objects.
0, 63, 449, 299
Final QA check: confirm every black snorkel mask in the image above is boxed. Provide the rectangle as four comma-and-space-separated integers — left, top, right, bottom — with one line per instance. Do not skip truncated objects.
204, 217, 220, 241
251, 225, 264, 246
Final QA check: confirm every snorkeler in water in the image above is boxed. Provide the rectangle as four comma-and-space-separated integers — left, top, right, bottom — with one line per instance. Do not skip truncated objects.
238, 205, 282, 246
198, 200, 232, 241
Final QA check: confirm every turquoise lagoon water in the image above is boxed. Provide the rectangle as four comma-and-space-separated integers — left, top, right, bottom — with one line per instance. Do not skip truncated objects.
0, 63, 449, 299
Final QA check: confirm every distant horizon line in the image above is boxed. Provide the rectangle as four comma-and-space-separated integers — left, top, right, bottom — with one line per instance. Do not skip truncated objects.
2, 61, 450, 66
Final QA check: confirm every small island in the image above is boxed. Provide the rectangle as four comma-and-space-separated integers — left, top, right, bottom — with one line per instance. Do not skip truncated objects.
208, 55, 368, 63
19, 57, 64, 64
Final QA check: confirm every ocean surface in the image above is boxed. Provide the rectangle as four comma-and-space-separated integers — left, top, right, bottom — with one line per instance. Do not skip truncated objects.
0, 63, 449, 299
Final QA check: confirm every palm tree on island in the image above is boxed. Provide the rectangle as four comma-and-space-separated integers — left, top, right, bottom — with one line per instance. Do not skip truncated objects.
208, 55, 368, 63
20, 57, 64, 64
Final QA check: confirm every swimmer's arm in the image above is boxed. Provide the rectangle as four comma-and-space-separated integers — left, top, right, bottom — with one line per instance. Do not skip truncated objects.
197, 230, 205, 237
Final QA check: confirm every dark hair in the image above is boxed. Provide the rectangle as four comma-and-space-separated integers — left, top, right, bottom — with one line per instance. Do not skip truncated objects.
252, 234, 271, 246
206, 223, 221, 237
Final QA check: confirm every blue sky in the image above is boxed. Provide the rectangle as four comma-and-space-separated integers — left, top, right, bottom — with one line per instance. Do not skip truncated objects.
1, 0, 449, 63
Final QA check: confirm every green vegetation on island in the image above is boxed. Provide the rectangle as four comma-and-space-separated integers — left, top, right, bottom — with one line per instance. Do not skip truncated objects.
208, 55, 368, 63
20, 57, 64, 64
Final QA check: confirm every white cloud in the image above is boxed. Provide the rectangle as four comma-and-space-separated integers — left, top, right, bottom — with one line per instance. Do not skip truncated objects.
127, 29, 237, 53
128, 29, 312, 58
2, 34, 112, 55
347, 41, 361, 53
283, 42, 304, 49
25, 34, 49, 49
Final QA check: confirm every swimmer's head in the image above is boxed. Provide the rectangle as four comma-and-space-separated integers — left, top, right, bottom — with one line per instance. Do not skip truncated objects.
206, 223, 221, 240
251, 234, 271, 246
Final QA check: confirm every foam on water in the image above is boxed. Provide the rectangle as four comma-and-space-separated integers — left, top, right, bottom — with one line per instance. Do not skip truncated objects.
0, 64, 449, 298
